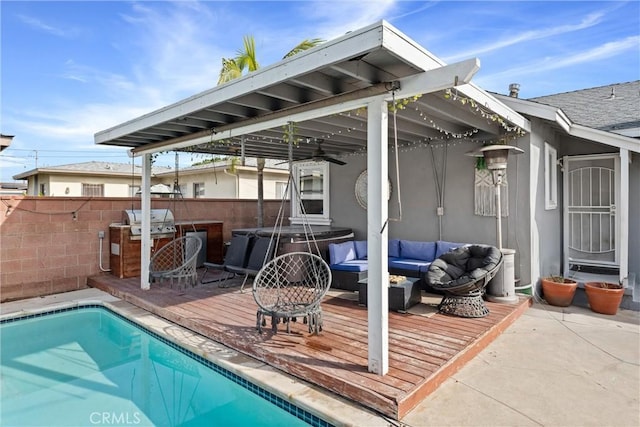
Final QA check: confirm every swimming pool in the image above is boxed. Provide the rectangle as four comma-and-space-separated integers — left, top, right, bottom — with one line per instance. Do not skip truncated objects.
0, 305, 331, 427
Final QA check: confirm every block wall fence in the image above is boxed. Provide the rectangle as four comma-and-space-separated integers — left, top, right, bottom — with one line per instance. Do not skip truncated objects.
0, 196, 284, 302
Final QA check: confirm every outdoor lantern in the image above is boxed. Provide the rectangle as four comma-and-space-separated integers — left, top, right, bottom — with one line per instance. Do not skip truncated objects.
466, 143, 524, 304
478, 144, 524, 172
475, 144, 524, 249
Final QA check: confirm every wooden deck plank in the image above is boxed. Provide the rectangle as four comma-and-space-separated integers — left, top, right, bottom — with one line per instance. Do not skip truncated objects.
88, 273, 531, 420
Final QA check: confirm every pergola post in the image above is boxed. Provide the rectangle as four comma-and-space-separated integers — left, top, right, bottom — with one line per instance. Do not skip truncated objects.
140, 153, 152, 290
367, 95, 389, 375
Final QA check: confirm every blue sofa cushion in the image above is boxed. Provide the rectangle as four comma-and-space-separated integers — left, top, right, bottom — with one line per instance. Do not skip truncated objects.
354, 240, 368, 259
389, 258, 431, 273
329, 241, 357, 265
330, 259, 369, 272
435, 240, 466, 259
389, 239, 401, 258
400, 240, 436, 262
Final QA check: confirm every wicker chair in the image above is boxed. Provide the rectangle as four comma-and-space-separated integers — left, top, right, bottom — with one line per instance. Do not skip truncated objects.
149, 236, 202, 289
252, 252, 332, 334
424, 244, 503, 318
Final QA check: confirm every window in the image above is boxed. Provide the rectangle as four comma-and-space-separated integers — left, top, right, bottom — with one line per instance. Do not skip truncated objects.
39, 183, 47, 196
193, 182, 205, 198
275, 181, 289, 200
82, 183, 104, 197
544, 142, 558, 210
291, 162, 331, 225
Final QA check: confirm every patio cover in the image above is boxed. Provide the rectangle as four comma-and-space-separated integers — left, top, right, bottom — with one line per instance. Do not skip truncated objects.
94, 20, 530, 375
95, 20, 529, 160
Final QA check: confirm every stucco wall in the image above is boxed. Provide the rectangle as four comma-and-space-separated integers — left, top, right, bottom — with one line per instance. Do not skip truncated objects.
0, 196, 283, 302
528, 120, 562, 294
630, 152, 639, 287
329, 138, 531, 285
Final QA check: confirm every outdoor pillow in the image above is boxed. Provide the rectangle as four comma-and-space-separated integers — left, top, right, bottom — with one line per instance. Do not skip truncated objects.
388, 239, 401, 258
435, 240, 465, 259
329, 241, 357, 265
354, 240, 368, 259
400, 240, 436, 262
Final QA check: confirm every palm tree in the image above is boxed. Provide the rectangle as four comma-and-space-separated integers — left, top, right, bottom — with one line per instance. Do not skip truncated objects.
217, 35, 324, 226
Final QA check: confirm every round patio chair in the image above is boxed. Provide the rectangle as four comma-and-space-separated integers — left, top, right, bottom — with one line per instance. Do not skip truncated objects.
252, 252, 332, 334
149, 236, 203, 289
424, 244, 503, 318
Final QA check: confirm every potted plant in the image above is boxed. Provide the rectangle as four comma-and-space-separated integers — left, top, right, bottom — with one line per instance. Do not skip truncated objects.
541, 276, 578, 307
584, 282, 624, 315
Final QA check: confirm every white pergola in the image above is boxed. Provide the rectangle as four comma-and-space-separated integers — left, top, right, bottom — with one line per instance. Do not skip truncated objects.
95, 20, 529, 375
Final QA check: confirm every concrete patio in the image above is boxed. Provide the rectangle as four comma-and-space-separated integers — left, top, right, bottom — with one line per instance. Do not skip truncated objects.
404, 299, 640, 426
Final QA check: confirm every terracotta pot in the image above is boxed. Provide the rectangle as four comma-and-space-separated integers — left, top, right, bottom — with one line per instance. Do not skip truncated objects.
541, 277, 577, 307
584, 282, 624, 315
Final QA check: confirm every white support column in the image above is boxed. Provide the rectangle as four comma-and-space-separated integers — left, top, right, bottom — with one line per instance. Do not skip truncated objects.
619, 149, 629, 285
140, 153, 152, 290
367, 95, 389, 375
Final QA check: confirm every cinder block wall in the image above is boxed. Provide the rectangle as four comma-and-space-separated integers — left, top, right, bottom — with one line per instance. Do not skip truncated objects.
0, 196, 283, 302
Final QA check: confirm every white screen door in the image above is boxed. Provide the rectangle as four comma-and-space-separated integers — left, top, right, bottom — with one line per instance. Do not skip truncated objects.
563, 154, 620, 274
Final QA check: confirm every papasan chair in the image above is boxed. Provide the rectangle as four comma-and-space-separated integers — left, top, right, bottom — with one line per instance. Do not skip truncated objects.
424, 244, 503, 318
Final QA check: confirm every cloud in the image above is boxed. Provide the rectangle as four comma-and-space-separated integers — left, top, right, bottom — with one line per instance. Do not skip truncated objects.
482, 35, 640, 83
17, 14, 81, 38
6, 1, 230, 150
299, 0, 398, 40
445, 11, 605, 62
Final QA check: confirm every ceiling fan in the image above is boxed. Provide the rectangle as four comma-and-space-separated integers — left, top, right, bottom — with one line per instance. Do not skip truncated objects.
299, 139, 346, 165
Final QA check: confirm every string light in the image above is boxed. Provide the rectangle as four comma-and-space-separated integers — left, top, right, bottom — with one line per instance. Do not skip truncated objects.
191, 89, 526, 159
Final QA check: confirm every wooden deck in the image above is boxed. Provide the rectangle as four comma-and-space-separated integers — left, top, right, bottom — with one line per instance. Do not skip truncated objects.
88, 271, 531, 420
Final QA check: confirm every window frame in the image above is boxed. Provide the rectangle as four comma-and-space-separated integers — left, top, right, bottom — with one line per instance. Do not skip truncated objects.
290, 161, 331, 226
544, 142, 558, 210
193, 182, 205, 199
82, 183, 104, 197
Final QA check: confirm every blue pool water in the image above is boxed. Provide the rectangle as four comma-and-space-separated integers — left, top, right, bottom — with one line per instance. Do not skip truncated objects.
0, 306, 329, 427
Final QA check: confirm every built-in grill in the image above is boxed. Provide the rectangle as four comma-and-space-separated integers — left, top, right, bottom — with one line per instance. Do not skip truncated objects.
122, 209, 176, 240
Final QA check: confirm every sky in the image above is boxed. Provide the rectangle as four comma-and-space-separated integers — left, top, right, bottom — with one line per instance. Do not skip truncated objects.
1, 0, 639, 181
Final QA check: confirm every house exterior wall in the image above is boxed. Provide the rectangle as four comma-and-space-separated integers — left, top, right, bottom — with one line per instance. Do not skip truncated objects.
528, 120, 562, 294
329, 139, 532, 286
237, 170, 288, 199
159, 168, 288, 199
630, 152, 639, 287
27, 174, 142, 197
159, 170, 237, 198
0, 196, 283, 302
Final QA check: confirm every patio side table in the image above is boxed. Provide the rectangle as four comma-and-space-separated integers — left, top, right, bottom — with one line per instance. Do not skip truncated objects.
358, 277, 421, 313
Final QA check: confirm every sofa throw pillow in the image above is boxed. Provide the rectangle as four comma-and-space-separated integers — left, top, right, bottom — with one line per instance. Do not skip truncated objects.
388, 239, 401, 258
329, 241, 357, 265
400, 240, 436, 261
435, 240, 465, 259
354, 240, 368, 259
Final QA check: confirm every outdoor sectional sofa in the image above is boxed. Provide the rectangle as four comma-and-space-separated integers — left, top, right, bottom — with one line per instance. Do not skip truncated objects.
328, 239, 466, 291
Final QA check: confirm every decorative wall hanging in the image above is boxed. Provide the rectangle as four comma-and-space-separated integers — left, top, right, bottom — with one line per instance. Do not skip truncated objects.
355, 170, 392, 209
474, 168, 508, 217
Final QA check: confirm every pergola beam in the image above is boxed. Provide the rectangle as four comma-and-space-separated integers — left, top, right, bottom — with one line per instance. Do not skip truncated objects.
130, 58, 481, 157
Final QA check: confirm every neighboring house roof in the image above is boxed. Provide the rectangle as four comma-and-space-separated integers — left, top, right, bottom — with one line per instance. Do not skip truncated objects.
12, 161, 172, 180
155, 157, 289, 178
529, 81, 640, 137
496, 81, 640, 154
1, 134, 15, 152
